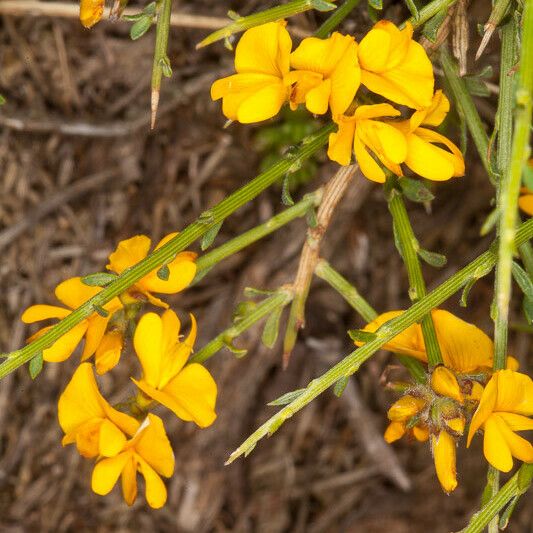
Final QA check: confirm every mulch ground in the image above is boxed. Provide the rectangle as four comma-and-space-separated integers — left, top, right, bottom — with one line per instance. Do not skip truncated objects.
0, 0, 531, 531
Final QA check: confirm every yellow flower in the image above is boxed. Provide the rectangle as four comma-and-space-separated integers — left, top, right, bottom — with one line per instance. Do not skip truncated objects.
358, 309, 519, 373
80, 0, 104, 28
432, 430, 458, 493
387, 394, 426, 421
210, 22, 292, 123
327, 103, 407, 182
519, 187, 533, 216
431, 366, 463, 404
358, 20, 434, 109
106, 233, 197, 308
21, 278, 122, 364
92, 413, 175, 509
390, 91, 465, 181
467, 370, 533, 472
285, 32, 360, 117
384, 420, 429, 443
132, 310, 217, 428
58, 363, 140, 458
94, 330, 124, 375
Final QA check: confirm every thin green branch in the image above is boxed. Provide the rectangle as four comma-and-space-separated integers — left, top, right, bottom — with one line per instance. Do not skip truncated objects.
195, 189, 323, 280
387, 185, 443, 367
197, 0, 336, 48
402, 0, 458, 29
0, 123, 334, 379
226, 218, 533, 464
191, 289, 293, 364
314, 0, 361, 38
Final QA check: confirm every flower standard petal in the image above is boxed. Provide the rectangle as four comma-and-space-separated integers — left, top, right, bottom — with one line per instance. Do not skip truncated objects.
92, 452, 132, 496
54, 277, 102, 309
141, 252, 197, 295
106, 235, 151, 274
133, 312, 164, 388
494, 370, 533, 415
237, 82, 289, 123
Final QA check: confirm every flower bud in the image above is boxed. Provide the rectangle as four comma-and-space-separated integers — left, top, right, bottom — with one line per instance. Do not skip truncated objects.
412, 425, 429, 442
387, 395, 426, 422
431, 366, 463, 403
432, 430, 458, 493
384, 421, 406, 443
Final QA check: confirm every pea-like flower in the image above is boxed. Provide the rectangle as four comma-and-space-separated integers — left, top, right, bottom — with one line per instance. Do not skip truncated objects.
210, 22, 292, 123
92, 413, 175, 509
358, 20, 434, 109
106, 233, 197, 308
327, 103, 407, 182
358, 309, 519, 373
80, 0, 104, 28
132, 310, 217, 428
286, 32, 360, 117
21, 277, 122, 364
389, 91, 465, 181
467, 370, 533, 472
58, 363, 140, 458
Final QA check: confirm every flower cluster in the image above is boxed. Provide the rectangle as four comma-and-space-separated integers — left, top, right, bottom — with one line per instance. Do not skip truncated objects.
22, 234, 217, 508
358, 310, 532, 492
211, 21, 465, 183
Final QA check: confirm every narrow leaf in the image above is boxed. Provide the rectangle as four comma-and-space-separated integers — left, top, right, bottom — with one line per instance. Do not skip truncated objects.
399, 177, 435, 203
82, 272, 118, 287
499, 496, 519, 530
268, 388, 306, 406
348, 329, 377, 342
281, 175, 295, 206
422, 8, 447, 42
29, 353, 43, 379
333, 376, 349, 397
130, 15, 153, 40
93, 305, 109, 318
523, 296, 533, 325
201, 222, 223, 251
310, 0, 337, 11
368, 0, 382, 9
261, 306, 284, 349
418, 248, 447, 268
512, 262, 533, 300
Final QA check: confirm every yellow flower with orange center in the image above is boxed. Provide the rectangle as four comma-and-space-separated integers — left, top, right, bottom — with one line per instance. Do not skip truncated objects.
106, 233, 197, 308
285, 32, 360, 117
358, 20, 434, 109
210, 22, 292, 123
132, 310, 218, 427
467, 370, 533, 472
92, 413, 175, 508
327, 103, 407, 182
21, 277, 122, 367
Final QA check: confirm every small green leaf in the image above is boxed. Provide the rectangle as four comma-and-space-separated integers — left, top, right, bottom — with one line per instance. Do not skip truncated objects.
368, 0, 382, 9
464, 77, 491, 98
523, 296, 533, 325
232, 301, 257, 323
201, 222, 223, 251
93, 305, 109, 318
333, 376, 349, 397
310, 0, 337, 11
281, 175, 295, 206
480, 207, 499, 236
29, 353, 43, 379
348, 329, 377, 343
223, 337, 248, 358
159, 56, 173, 78
0, 95, 5, 105
130, 15, 153, 40
399, 177, 435, 203
122, 12, 145, 21
157, 264, 170, 281
82, 272, 118, 287
418, 248, 447, 268
243, 287, 276, 299
226, 10, 241, 20
261, 306, 284, 349
199, 210, 216, 226
268, 388, 305, 406
517, 464, 533, 491
306, 207, 318, 228
422, 8, 447, 42
499, 496, 519, 530
143, 1, 157, 15
460, 277, 477, 307
512, 262, 533, 300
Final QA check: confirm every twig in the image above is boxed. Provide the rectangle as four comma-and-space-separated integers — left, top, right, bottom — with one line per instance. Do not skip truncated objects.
282, 164, 358, 367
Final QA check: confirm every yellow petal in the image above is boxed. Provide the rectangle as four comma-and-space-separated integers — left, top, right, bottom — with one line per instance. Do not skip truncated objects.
140, 252, 197, 295
444, 417, 466, 435
99, 419, 127, 457
134, 414, 175, 477
137, 457, 168, 509
55, 277, 102, 309
466, 381, 485, 402
94, 330, 124, 375
92, 452, 132, 495
106, 235, 151, 275
497, 412, 533, 431
432, 431, 457, 493
431, 366, 463, 403
404, 132, 455, 181
483, 415, 514, 472
414, 128, 465, 177
121, 457, 138, 506
358, 120, 407, 165
235, 22, 291, 78
305, 79, 332, 116
237, 82, 288, 123
384, 421, 406, 443
358, 23, 394, 72
74, 419, 102, 458
354, 103, 401, 121
413, 425, 430, 442
387, 395, 426, 422
519, 194, 533, 216
420, 90, 450, 127
353, 134, 386, 183
82, 314, 110, 361
497, 418, 533, 464
133, 312, 163, 388
43, 322, 88, 362
467, 373, 498, 447
327, 116, 356, 166
79, 0, 104, 28
21, 304, 70, 323
494, 370, 533, 415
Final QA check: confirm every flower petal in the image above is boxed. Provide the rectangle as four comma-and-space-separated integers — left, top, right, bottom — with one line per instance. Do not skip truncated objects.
141, 252, 197, 295
95, 330, 124, 375
21, 305, 70, 323
43, 322, 88, 362
415, 128, 465, 177
134, 414, 175, 477
82, 314, 110, 361
121, 457, 138, 506
404, 132, 455, 181
137, 457, 168, 509
99, 419, 127, 457
237, 82, 288, 123
305, 79, 332, 116
106, 235, 151, 275
92, 453, 132, 496
55, 277, 102, 309
432, 431, 457, 493
384, 421, 405, 443
483, 415, 514, 472
353, 134, 386, 183
133, 312, 163, 388
79, 0, 104, 28
467, 373, 498, 447
327, 116, 356, 166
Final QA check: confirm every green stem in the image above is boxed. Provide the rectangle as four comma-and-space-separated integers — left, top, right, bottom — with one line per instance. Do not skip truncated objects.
195, 189, 323, 280
314, 0, 361, 38
493, 1, 533, 370
190, 289, 293, 364
151, 0, 172, 128
315, 259, 426, 383
197, 0, 336, 48
440, 48, 497, 184
461, 464, 533, 533
226, 219, 533, 464
387, 185, 443, 367
314, 259, 376, 322
0, 124, 334, 378
402, 0, 458, 29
